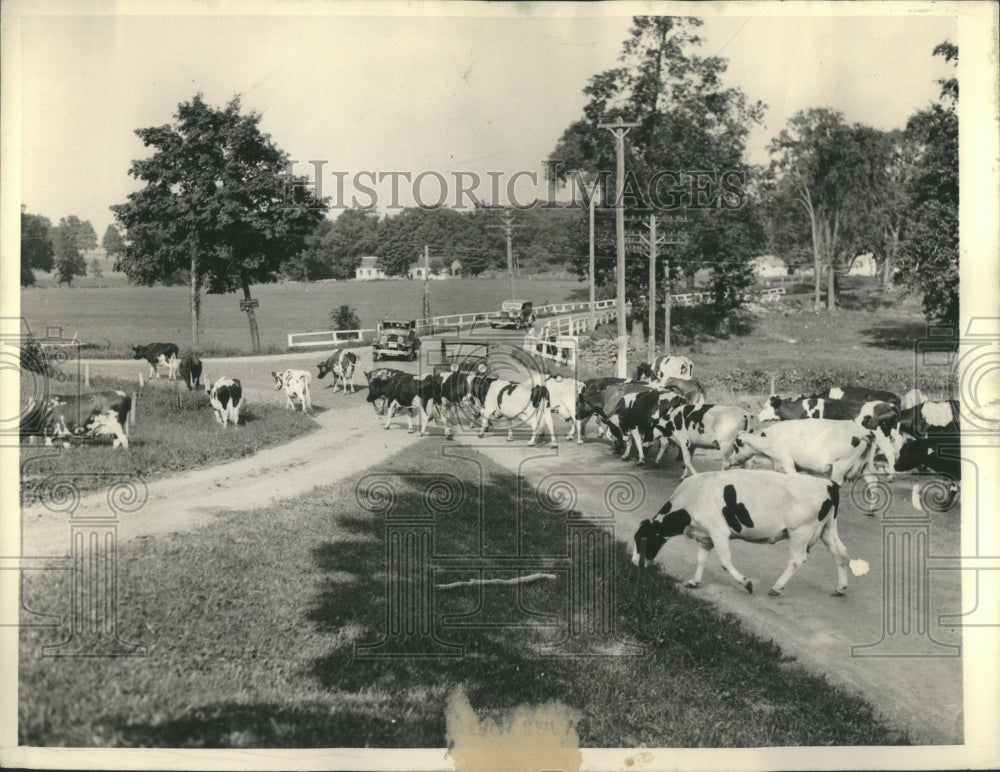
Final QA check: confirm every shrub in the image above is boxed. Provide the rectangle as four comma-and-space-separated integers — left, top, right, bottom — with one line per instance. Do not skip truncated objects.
330, 305, 361, 331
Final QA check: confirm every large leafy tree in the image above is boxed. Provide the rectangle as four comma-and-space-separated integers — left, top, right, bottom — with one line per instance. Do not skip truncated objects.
768, 110, 889, 311
548, 16, 767, 327
52, 216, 89, 286
20, 210, 54, 286
102, 224, 125, 259
112, 94, 326, 346
896, 43, 958, 324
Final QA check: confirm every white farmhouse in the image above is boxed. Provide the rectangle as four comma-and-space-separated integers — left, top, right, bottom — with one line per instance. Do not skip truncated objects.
848, 253, 878, 277
751, 255, 787, 279
355, 256, 385, 281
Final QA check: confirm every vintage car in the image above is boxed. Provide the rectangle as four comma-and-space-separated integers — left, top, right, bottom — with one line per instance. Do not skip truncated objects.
372, 319, 420, 361
491, 300, 535, 330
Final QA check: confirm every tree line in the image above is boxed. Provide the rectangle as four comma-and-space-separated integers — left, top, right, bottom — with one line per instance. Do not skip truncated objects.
20, 211, 126, 287
20, 17, 959, 344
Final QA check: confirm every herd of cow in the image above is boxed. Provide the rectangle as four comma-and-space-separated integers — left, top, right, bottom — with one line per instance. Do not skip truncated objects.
21, 341, 962, 598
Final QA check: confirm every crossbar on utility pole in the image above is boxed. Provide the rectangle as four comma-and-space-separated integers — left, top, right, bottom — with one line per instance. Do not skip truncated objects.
599, 116, 639, 378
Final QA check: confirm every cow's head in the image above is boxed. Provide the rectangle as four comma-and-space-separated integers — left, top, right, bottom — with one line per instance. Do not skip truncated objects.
757, 395, 782, 423
317, 361, 331, 379
894, 437, 934, 473
631, 504, 692, 567
132, 346, 145, 360
271, 371, 285, 390
635, 363, 655, 382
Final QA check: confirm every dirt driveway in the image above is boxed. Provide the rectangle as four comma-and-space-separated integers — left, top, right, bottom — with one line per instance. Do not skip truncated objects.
19, 351, 964, 745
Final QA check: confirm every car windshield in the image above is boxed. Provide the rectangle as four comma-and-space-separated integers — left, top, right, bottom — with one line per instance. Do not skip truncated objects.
502, 301, 527, 311
381, 321, 411, 330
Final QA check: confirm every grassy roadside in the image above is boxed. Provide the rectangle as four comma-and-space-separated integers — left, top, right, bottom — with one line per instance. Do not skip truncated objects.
20, 441, 907, 747
19, 375, 317, 499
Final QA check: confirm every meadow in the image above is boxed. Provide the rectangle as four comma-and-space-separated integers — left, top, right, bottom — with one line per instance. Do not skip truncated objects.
19, 275, 586, 357
19, 443, 907, 748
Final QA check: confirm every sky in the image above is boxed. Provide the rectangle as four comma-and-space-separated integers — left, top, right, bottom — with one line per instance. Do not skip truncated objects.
7, 3, 960, 238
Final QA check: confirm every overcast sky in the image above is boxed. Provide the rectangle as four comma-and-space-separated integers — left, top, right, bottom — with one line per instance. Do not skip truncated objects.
9, 3, 959, 237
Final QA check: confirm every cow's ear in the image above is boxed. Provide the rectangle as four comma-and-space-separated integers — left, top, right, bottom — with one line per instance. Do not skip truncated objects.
860, 415, 874, 429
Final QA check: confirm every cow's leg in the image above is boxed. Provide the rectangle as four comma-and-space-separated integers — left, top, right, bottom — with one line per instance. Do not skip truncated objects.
508, 419, 515, 443
820, 520, 850, 596
541, 408, 556, 448
684, 544, 713, 588
303, 388, 312, 414
775, 453, 799, 476
632, 428, 647, 465
712, 538, 754, 594
384, 402, 398, 430
768, 529, 813, 596
677, 437, 699, 477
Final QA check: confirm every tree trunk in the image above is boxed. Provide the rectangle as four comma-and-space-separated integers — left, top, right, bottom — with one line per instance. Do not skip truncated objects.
190, 241, 200, 348
827, 263, 836, 312
241, 274, 261, 353
882, 226, 899, 290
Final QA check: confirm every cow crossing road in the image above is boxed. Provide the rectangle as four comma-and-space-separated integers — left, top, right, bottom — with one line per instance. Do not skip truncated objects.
18, 346, 964, 744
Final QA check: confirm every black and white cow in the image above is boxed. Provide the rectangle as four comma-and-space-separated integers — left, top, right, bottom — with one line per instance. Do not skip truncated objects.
579, 378, 654, 440
133, 342, 179, 380
603, 389, 685, 464
655, 403, 754, 475
894, 400, 962, 507
635, 355, 695, 385
206, 377, 242, 428
381, 373, 447, 435
178, 352, 202, 391
900, 388, 929, 410
544, 374, 586, 444
317, 350, 358, 393
813, 385, 901, 407
363, 368, 408, 415
272, 369, 312, 413
729, 419, 875, 485
632, 470, 849, 597
21, 390, 131, 449
758, 396, 901, 474
463, 373, 555, 446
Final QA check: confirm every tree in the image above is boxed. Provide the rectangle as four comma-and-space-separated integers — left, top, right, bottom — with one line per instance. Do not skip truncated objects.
896, 43, 958, 324
102, 224, 125, 258
330, 305, 361, 330
768, 110, 888, 310
20, 210, 54, 286
548, 16, 767, 321
53, 217, 88, 286
112, 94, 327, 347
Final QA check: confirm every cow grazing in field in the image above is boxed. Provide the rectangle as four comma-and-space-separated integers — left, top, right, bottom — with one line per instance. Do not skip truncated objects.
655, 403, 754, 475
317, 350, 358, 393
632, 470, 849, 597
133, 342, 179, 380
206, 377, 242, 428
363, 368, 408, 415
729, 419, 875, 485
463, 373, 555, 446
635, 355, 695, 385
178, 352, 202, 390
272, 369, 312, 413
813, 385, 901, 407
21, 390, 131, 449
381, 373, 446, 435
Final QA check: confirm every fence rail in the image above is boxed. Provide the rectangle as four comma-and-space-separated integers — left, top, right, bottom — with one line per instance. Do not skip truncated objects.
286, 290, 781, 349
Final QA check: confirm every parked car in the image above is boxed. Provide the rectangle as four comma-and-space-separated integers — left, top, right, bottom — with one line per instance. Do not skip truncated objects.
372, 319, 420, 361
491, 300, 535, 330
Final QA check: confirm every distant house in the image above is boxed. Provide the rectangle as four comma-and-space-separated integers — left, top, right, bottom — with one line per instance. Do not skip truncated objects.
408, 264, 429, 280
450, 259, 462, 277
355, 256, 385, 281
849, 253, 878, 277
752, 255, 787, 278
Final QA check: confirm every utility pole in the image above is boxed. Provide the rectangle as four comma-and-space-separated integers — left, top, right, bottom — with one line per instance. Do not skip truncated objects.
489, 212, 519, 300
637, 214, 667, 363
600, 116, 639, 378
423, 245, 431, 326
588, 182, 601, 332
657, 217, 689, 353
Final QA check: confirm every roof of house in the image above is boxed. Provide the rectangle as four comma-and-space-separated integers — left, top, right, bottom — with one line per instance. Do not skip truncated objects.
752, 255, 786, 268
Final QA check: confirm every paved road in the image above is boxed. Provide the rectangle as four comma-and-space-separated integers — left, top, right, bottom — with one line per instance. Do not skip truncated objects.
19, 344, 964, 744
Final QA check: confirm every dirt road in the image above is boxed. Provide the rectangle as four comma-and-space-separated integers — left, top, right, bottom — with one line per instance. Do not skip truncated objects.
19, 351, 964, 744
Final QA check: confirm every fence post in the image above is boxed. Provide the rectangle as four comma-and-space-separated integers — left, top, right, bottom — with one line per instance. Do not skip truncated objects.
138, 373, 144, 389
130, 391, 137, 427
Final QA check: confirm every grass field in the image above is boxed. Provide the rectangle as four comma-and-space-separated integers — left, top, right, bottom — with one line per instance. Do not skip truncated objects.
19, 442, 907, 748
19, 276, 587, 357
19, 375, 317, 500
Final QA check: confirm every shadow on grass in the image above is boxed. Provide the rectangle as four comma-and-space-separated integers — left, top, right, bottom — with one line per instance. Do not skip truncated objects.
860, 321, 957, 351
